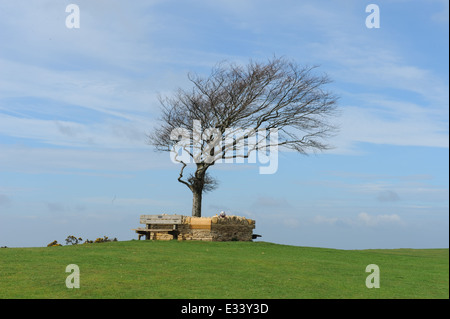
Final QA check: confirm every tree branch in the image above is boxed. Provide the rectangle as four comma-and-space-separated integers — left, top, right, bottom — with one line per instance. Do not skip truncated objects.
177, 161, 192, 190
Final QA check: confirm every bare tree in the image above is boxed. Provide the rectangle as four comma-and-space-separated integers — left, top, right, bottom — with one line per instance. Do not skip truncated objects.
149, 57, 339, 217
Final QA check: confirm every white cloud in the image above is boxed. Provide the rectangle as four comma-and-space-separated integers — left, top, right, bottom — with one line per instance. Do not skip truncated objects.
282, 217, 301, 229
0, 0, 447, 250
253, 196, 291, 208
312, 215, 339, 225
0, 113, 153, 149
329, 102, 449, 153
377, 190, 400, 202
296, 3, 449, 151
357, 212, 402, 227
0, 144, 175, 173
430, 0, 449, 23
313, 212, 403, 227
1, 0, 447, 155
0, 58, 161, 118
0, 194, 12, 206
82, 196, 173, 207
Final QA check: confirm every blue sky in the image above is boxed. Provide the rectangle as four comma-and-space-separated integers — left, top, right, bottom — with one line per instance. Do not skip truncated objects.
0, 0, 448, 249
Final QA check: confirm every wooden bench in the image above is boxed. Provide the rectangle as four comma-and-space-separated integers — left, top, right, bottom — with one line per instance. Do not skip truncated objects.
133, 214, 183, 240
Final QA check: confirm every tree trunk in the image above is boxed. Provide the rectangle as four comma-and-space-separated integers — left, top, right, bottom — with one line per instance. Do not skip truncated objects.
191, 187, 202, 217
190, 164, 207, 217
177, 162, 210, 218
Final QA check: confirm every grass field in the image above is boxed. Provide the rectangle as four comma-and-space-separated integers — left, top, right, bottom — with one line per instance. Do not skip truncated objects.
0, 240, 448, 299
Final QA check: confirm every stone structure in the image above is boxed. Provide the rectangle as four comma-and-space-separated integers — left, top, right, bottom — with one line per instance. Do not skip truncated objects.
134, 214, 257, 242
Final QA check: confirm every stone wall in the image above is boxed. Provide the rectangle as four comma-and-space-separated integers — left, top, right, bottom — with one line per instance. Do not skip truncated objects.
146, 215, 256, 241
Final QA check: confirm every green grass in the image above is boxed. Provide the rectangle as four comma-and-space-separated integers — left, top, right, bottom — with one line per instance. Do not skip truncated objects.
0, 240, 448, 299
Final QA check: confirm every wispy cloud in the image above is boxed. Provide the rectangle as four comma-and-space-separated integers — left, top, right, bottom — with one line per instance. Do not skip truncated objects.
313, 212, 403, 227
1, 0, 448, 156
0, 1, 448, 249
312, 215, 339, 225
377, 190, 400, 202
357, 212, 402, 227
47, 202, 66, 213
82, 196, 174, 208
0, 194, 11, 207
430, 0, 449, 23
295, 169, 448, 208
0, 145, 175, 174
